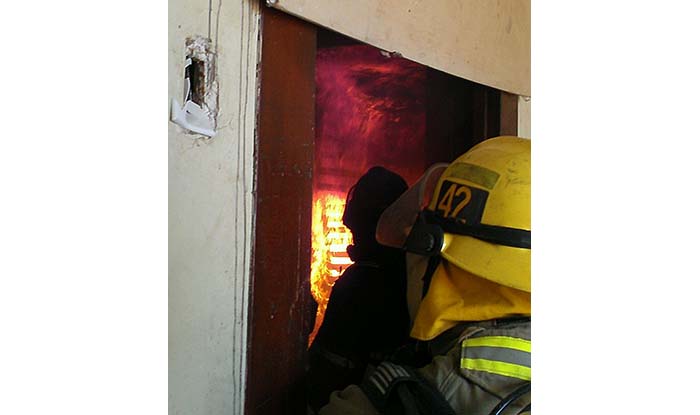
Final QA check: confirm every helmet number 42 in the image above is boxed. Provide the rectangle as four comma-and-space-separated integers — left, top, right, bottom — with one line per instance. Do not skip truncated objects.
437, 183, 472, 219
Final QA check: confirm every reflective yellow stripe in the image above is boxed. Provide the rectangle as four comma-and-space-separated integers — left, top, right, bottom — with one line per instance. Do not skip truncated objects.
461, 358, 531, 381
463, 336, 531, 353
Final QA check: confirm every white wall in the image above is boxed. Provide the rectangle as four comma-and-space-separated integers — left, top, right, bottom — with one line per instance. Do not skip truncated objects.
169, 0, 260, 414
270, 0, 530, 96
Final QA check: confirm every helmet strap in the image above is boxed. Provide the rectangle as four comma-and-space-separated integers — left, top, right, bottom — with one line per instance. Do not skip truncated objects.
421, 255, 443, 298
404, 216, 444, 256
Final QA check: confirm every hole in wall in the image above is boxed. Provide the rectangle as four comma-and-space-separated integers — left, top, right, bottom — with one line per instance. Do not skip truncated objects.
185, 57, 207, 106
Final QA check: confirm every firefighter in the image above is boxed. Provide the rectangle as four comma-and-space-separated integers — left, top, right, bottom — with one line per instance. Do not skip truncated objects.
319, 136, 531, 415
307, 166, 411, 413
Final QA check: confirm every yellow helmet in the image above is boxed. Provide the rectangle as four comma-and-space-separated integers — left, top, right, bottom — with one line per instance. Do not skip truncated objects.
376, 136, 531, 292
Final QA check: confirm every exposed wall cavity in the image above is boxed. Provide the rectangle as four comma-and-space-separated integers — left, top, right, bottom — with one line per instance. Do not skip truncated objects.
170, 35, 219, 138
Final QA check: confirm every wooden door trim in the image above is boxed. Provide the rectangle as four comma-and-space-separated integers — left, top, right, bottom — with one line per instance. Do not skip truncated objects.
246, 5, 316, 415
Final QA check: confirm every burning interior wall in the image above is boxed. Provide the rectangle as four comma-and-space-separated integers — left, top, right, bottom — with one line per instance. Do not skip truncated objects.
309, 44, 430, 343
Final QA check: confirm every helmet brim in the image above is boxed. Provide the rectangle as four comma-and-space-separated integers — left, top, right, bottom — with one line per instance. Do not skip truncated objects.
441, 232, 531, 293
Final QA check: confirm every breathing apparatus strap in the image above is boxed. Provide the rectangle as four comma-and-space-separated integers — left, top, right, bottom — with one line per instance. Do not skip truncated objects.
488, 382, 531, 415
360, 361, 456, 415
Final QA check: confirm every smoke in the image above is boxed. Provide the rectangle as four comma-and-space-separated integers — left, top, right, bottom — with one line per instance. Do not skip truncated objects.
315, 44, 427, 191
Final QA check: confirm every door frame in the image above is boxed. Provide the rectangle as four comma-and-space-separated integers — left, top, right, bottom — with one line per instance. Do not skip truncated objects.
246, 5, 518, 414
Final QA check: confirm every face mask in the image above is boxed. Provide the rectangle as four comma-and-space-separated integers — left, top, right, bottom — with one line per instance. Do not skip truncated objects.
405, 252, 429, 327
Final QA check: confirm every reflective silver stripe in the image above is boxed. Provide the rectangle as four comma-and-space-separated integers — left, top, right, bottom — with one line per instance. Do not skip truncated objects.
384, 362, 410, 379
370, 375, 386, 395
368, 362, 414, 396
374, 367, 390, 387
380, 364, 395, 379
385, 364, 401, 378
466, 346, 530, 369
462, 358, 531, 381
462, 335, 531, 380
396, 365, 410, 377
464, 335, 530, 352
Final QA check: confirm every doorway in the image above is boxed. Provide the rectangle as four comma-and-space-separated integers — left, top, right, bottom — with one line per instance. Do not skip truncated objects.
246, 6, 517, 414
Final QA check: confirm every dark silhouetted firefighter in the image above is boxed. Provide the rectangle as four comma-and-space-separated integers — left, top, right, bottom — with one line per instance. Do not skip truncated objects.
307, 166, 411, 413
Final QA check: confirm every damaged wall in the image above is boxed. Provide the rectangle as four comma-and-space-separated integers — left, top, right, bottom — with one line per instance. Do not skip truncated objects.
168, 0, 260, 414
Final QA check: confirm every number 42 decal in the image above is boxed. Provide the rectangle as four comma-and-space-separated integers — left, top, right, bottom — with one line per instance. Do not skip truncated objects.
437, 183, 472, 218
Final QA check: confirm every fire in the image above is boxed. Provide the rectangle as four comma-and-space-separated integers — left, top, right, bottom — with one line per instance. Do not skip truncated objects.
315, 45, 427, 187
309, 44, 428, 347
309, 192, 353, 345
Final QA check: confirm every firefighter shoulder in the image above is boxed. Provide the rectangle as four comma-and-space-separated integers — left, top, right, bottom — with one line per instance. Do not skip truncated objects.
319, 136, 531, 415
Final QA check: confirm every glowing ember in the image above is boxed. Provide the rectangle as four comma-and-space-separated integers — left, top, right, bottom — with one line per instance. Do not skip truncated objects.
308, 192, 353, 345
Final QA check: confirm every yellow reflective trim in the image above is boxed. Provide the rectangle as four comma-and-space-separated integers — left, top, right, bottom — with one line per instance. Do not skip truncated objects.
461, 358, 531, 381
463, 336, 531, 353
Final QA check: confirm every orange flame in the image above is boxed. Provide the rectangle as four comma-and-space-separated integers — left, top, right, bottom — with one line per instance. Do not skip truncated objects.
308, 192, 353, 346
